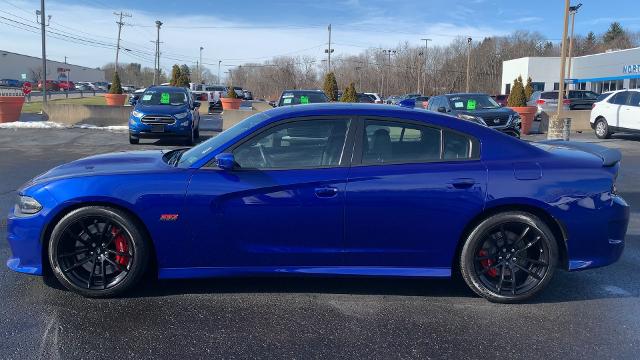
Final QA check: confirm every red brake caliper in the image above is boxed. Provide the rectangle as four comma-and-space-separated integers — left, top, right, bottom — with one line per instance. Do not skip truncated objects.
478, 249, 497, 277
111, 227, 129, 266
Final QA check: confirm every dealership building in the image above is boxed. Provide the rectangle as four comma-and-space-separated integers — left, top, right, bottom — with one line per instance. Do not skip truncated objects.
501, 47, 640, 95
0, 50, 105, 83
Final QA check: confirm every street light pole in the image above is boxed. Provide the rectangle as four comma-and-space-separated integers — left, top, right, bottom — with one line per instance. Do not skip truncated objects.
382, 49, 396, 97
218, 61, 222, 84
153, 20, 162, 85
548, 0, 571, 140
566, 3, 582, 92
36, 1, 50, 105
199, 46, 204, 84
421, 38, 431, 95
466, 37, 472, 93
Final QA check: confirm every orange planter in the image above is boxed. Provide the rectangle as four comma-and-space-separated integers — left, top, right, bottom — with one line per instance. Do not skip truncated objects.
509, 106, 536, 135
220, 98, 242, 110
104, 93, 127, 106
0, 96, 25, 123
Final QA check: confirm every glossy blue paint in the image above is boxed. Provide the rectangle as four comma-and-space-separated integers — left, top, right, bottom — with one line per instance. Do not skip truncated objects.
6, 103, 630, 280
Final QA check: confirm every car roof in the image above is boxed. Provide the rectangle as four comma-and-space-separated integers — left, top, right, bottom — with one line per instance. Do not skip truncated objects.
281, 89, 324, 93
145, 85, 187, 92
443, 92, 489, 97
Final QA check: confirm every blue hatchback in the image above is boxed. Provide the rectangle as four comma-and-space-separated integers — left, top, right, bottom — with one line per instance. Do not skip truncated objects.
128, 86, 201, 145
7, 103, 629, 302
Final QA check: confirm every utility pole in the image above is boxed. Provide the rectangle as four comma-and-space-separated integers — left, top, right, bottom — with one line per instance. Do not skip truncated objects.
218, 60, 222, 84
382, 49, 396, 97
466, 37, 472, 93
566, 3, 582, 93
548, 0, 571, 140
199, 46, 204, 84
153, 20, 162, 85
421, 38, 431, 95
113, 11, 132, 75
325, 24, 334, 72
36, 1, 51, 105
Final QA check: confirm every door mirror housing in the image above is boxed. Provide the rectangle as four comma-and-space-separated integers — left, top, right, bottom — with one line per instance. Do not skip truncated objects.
215, 153, 236, 171
129, 95, 139, 105
437, 106, 447, 113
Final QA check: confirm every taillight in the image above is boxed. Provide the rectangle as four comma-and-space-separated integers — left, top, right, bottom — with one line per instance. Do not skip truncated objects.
562, 99, 571, 105
536, 99, 545, 105
592, 103, 597, 109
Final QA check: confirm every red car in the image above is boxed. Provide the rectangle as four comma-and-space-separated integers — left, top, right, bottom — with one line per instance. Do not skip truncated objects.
57, 81, 75, 91
37, 80, 60, 91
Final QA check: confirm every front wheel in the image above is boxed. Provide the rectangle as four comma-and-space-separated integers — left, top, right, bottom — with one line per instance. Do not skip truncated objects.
48, 206, 149, 298
460, 211, 558, 303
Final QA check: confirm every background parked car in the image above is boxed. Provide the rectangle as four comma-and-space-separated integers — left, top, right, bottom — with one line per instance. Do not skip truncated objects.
491, 94, 508, 107
414, 96, 430, 109
590, 89, 640, 139
0, 79, 23, 88
385, 95, 401, 105
427, 93, 521, 137
57, 81, 75, 91
243, 90, 253, 100
364, 92, 383, 104
277, 89, 329, 106
37, 80, 60, 91
356, 93, 376, 103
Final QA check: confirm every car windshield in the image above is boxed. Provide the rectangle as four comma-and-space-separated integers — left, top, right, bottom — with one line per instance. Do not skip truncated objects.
177, 112, 269, 167
279, 92, 328, 106
140, 89, 188, 106
448, 94, 499, 110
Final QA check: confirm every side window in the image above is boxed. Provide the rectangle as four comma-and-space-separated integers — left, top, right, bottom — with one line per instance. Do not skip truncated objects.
233, 119, 350, 169
362, 120, 441, 164
609, 91, 629, 105
443, 130, 474, 160
629, 92, 640, 107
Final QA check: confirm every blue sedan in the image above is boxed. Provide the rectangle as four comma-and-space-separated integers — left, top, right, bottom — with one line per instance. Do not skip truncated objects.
6, 103, 629, 302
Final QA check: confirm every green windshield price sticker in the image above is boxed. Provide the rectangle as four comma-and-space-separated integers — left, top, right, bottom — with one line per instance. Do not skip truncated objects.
467, 99, 477, 110
160, 92, 170, 104
283, 98, 292, 104
300, 95, 309, 104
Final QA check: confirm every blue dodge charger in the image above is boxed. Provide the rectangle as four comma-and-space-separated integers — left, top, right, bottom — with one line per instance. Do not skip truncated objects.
7, 103, 629, 302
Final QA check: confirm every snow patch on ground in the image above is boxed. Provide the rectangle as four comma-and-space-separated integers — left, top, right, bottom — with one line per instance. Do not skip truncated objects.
0, 121, 128, 132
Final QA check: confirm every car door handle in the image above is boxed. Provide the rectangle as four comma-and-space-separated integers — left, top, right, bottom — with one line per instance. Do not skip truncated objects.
449, 178, 476, 189
315, 186, 339, 198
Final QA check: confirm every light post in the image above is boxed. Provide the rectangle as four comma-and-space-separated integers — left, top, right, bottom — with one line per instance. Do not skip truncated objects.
566, 3, 582, 92
382, 49, 396, 97
199, 46, 204, 84
36, 3, 51, 105
548, 0, 571, 140
421, 38, 431, 95
466, 37, 472, 93
218, 60, 222, 84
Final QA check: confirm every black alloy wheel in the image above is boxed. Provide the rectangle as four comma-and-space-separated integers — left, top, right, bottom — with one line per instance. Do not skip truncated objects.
460, 212, 558, 303
49, 206, 149, 297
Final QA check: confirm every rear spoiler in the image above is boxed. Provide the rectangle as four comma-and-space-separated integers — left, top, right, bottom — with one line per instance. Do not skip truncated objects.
539, 140, 621, 167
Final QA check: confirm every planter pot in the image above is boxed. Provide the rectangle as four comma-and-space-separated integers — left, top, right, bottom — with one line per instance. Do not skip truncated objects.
221, 98, 242, 110
104, 93, 127, 106
0, 96, 25, 123
509, 106, 536, 135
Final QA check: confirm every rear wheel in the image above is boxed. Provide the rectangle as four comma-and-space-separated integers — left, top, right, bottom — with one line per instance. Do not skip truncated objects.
460, 211, 558, 303
48, 206, 149, 298
595, 118, 611, 139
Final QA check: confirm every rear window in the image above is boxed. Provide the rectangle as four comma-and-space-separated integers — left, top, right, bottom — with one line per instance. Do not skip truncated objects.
541, 92, 558, 100
596, 93, 611, 102
279, 92, 328, 106
205, 86, 225, 91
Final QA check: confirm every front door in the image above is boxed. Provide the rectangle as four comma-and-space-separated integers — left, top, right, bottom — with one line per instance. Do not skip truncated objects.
344, 118, 487, 270
185, 117, 354, 268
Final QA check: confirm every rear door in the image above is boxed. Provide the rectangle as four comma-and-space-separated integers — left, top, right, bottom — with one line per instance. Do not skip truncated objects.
609, 91, 629, 128
343, 117, 487, 270
619, 91, 639, 130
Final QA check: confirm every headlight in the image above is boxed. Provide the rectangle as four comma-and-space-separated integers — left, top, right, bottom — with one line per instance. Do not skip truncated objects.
458, 114, 487, 126
174, 112, 190, 119
509, 114, 521, 127
131, 110, 144, 118
15, 195, 42, 215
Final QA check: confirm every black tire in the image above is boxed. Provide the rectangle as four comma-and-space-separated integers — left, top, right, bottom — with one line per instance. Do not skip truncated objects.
185, 128, 195, 146
595, 117, 611, 139
194, 126, 200, 139
459, 211, 558, 303
48, 206, 150, 298
129, 133, 139, 144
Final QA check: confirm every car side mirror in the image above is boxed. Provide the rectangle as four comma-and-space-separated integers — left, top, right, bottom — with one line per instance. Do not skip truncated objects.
215, 153, 236, 171
129, 95, 139, 105
437, 106, 447, 113
193, 101, 201, 109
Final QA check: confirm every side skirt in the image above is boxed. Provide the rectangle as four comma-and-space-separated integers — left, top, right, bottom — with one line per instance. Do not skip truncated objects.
158, 266, 451, 280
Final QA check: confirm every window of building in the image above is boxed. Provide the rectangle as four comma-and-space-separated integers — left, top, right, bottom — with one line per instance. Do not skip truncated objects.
553, 82, 560, 91
576, 82, 586, 90
531, 82, 545, 92
233, 119, 350, 169
630, 78, 640, 89
505, 83, 511, 94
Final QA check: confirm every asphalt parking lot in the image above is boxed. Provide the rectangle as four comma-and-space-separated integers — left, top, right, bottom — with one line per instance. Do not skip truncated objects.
1, 124, 639, 359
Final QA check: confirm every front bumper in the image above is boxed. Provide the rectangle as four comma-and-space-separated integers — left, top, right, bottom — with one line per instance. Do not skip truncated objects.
6, 205, 47, 276
129, 115, 192, 138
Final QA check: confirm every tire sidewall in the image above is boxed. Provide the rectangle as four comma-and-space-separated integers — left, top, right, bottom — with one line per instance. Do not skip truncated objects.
460, 212, 558, 303
595, 118, 609, 139
48, 206, 148, 298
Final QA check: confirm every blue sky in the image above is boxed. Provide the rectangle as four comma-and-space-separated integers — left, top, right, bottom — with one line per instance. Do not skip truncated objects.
0, 0, 635, 72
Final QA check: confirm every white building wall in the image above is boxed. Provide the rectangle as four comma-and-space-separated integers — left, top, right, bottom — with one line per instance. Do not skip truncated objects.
501, 57, 562, 94
0, 50, 105, 82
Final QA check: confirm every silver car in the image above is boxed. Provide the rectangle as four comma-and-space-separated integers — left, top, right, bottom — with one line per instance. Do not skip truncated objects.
527, 91, 569, 121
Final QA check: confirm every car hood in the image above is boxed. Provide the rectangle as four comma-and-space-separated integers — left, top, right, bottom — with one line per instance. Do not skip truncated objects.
29, 150, 171, 185
135, 104, 189, 115
456, 107, 515, 117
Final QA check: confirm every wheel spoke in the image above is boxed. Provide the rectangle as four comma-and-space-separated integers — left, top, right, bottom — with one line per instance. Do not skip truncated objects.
103, 227, 121, 248
58, 247, 89, 258
512, 262, 543, 281
497, 264, 506, 292
104, 257, 128, 273
78, 220, 94, 241
515, 236, 541, 255
524, 258, 548, 266
65, 228, 90, 246
101, 258, 107, 290
99, 221, 111, 243
106, 249, 131, 258
516, 226, 530, 243
87, 258, 98, 289
62, 256, 93, 273
510, 265, 517, 295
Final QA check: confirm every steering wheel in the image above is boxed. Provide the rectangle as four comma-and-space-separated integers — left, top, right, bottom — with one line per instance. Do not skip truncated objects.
257, 143, 271, 167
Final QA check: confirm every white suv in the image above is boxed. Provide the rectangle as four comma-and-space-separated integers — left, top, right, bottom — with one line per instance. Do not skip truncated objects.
590, 89, 640, 139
